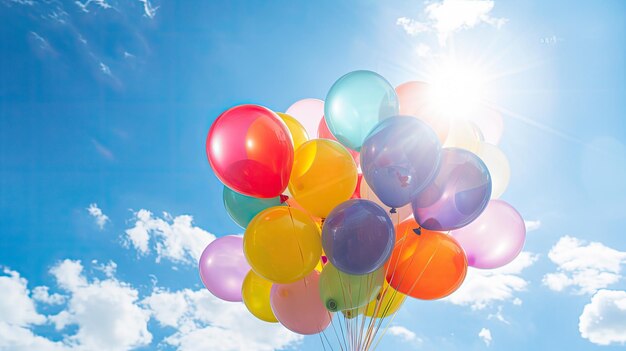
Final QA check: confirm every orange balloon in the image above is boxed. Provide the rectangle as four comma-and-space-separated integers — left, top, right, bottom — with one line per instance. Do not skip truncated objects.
396, 81, 450, 144
386, 219, 467, 300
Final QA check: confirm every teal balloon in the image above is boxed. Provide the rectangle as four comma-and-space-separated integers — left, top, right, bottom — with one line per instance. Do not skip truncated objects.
324, 71, 399, 151
223, 187, 284, 228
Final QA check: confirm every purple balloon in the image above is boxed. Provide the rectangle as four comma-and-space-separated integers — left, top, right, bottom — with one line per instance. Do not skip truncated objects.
322, 199, 395, 275
412, 148, 492, 231
360, 116, 441, 209
451, 200, 526, 269
199, 235, 250, 302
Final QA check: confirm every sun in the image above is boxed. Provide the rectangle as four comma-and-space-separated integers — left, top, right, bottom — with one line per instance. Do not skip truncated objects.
426, 58, 488, 120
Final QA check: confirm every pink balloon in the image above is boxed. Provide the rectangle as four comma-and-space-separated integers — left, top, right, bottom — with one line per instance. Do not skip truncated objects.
199, 235, 250, 302
286, 98, 325, 139
396, 81, 450, 144
318, 117, 360, 165
270, 271, 332, 335
451, 200, 526, 269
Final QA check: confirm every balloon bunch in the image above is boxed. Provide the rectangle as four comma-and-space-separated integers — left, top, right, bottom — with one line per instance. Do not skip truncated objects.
200, 70, 526, 350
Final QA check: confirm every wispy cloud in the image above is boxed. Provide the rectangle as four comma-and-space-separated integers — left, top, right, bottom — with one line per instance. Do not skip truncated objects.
28, 31, 55, 55
579, 289, 626, 346
74, 0, 114, 13
397, 0, 507, 45
543, 236, 626, 295
91, 139, 115, 161
87, 203, 109, 230
6, 0, 35, 5
99, 62, 113, 76
138, 0, 159, 19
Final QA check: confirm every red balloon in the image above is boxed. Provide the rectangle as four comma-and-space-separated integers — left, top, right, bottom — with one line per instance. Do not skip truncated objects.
318, 117, 360, 165
206, 105, 294, 198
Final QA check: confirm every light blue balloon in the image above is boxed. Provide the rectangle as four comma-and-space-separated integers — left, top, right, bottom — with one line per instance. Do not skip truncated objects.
324, 71, 399, 151
223, 187, 285, 228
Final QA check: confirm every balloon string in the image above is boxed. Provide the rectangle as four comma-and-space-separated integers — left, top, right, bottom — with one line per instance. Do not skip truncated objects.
286, 207, 307, 288
321, 328, 335, 351
329, 311, 345, 351
336, 271, 349, 351
365, 219, 427, 350
369, 241, 442, 350
319, 332, 329, 351
364, 212, 404, 343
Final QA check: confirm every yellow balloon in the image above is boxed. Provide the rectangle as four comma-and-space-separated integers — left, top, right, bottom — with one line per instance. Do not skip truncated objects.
288, 139, 357, 218
277, 112, 309, 150
362, 282, 406, 318
242, 270, 278, 323
244, 206, 321, 283
443, 119, 483, 153
476, 142, 510, 199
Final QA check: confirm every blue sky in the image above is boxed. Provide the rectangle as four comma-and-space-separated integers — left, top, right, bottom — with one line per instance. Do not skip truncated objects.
1, 0, 626, 350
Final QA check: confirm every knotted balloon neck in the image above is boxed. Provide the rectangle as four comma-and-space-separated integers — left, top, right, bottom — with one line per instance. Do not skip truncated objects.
279, 194, 289, 204
413, 227, 422, 235
389, 208, 397, 214
326, 299, 338, 312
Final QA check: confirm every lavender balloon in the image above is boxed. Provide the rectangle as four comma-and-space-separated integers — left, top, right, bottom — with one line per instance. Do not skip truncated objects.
199, 235, 250, 302
322, 199, 395, 275
412, 148, 492, 231
451, 200, 526, 269
361, 116, 441, 209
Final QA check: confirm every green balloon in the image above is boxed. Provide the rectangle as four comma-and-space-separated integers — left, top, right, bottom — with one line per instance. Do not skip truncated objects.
318, 263, 384, 312
223, 187, 285, 228
324, 70, 399, 151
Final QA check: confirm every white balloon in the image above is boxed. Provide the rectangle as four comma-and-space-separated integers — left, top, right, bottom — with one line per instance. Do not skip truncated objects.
476, 142, 510, 198
360, 178, 413, 223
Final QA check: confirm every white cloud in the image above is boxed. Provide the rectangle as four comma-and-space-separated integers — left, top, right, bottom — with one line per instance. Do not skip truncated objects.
524, 220, 541, 232
49, 260, 153, 351
87, 203, 110, 229
388, 325, 423, 346
1, 257, 302, 351
0, 268, 46, 326
542, 236, 626, 294
396, 17, 431, 35
397, 0, 507, 45
143, 288, 302, 351
479, 327, 492, 346
123, 209, 215, 265
579, 290, 626, 346
446, 252, 538, 309
0, 268, 67, 351
32, 286, 66, 305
